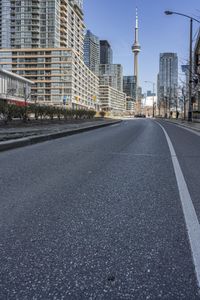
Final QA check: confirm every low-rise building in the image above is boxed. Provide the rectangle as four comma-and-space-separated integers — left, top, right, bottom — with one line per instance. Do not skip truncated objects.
0, 68, 34, 106
99, 85, 126, 113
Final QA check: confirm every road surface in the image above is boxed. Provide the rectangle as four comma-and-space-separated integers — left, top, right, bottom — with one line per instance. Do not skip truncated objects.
0, 119, 200, 299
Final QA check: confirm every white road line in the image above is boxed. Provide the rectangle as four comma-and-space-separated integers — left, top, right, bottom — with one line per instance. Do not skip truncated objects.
156, 121, 200, 288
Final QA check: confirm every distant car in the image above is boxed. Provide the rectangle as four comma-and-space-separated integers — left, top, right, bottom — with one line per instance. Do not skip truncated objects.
134, 114, 146, 118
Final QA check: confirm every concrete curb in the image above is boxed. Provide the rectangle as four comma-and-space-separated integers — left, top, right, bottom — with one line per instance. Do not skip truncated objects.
159, 119, 200, 133
0, 120, 122, 152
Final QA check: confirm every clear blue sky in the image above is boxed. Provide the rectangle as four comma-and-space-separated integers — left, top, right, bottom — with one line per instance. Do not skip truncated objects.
83, 0, 200, 92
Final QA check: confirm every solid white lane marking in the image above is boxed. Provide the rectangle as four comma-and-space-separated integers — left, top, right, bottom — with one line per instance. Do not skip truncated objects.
156, 121, 200, 287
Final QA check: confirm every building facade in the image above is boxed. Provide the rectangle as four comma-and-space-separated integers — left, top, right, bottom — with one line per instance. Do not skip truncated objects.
99, 64, 123, 92
100, 40, 113, 65
0, 68, 34, 105
0, 48, 99, 108
69, 0, 83, 10
126, 97, 135, 113
123, 76, 136, 113
99, 85, 126, 113
0, 0, 84, 54
158, 53, 178, 115
0, 0, 99, 108
84, 30, 100, 75
123, 76, 136, 100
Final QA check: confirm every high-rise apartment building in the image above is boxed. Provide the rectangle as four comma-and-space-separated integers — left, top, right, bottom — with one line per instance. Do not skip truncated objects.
84, 30, 100, 75
0, 0, 11, 49
100, 40, 113, 65
99, 85, 126, 113
69, 0, 83, 10
158, 53, 178, 110
99, 64, 123, 92
98, 40, 124, 112
0, 0, 99, 108
0, 0, 84, 54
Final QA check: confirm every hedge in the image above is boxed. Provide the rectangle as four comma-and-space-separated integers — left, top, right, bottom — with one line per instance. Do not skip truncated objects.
0, 102, 96, 124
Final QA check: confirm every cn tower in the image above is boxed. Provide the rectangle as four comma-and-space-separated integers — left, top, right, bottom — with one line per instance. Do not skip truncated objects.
132, 8, 141, 106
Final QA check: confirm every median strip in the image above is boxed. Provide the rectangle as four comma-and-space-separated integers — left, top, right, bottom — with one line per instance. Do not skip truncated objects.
0, 120, 122, 152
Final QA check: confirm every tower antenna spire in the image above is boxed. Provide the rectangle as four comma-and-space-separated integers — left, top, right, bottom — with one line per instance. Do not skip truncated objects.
132, 7, 141, 113
136, 7, 138, 29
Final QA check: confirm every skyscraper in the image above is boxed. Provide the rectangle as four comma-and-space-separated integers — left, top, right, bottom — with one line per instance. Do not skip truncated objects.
99, 64, 123, 92
158, 53, 178, 112
123, 76, 137, 100
100, 40, 113, 64
84, 30, 100, 75
0, 0, 99, 107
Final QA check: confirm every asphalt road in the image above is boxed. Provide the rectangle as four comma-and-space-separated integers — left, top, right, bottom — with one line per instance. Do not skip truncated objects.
0, 119, 200, 299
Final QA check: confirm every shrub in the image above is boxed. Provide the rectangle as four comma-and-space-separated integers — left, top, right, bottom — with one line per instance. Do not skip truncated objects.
0, 103, 97, 124
46, 106, 55, 120
88, 110, 96, 119
0, 101, 7, 122
99, 111, 106, 118
37, 106, 48, 120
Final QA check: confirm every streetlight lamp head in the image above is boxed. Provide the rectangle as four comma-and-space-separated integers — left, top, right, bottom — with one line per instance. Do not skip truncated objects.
165, 10, 173, 15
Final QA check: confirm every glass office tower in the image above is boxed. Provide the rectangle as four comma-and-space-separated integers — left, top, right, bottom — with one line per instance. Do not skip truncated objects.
158, 53, 178, 108
123, 76, 137, 100
100, 40, 113, 65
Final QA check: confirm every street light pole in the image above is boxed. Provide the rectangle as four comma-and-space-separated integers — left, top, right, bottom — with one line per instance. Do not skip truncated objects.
152, 82, 155, 117
164, 10, 200, 122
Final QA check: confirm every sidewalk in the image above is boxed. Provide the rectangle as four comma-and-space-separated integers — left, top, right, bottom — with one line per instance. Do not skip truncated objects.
0, 118, 121, 152
161, 118, 200, 132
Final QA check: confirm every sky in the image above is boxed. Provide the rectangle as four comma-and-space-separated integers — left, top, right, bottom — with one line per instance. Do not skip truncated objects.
83, 0, 200, 92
